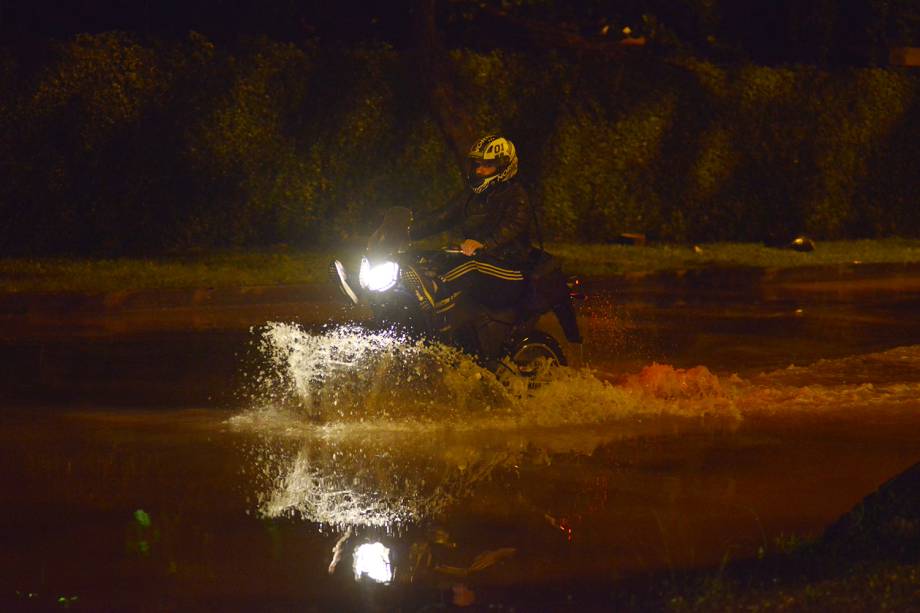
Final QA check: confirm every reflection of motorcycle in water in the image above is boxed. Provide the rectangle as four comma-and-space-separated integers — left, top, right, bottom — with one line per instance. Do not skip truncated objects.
254, 427, 631, 589
331, 207, 584, 374
257, 431, 528, 590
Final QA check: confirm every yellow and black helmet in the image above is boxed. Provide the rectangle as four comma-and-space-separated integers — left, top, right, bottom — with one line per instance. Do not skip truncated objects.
467, 135, 518, 194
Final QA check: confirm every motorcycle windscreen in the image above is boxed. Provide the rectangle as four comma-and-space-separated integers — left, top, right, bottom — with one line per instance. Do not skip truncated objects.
367, 206, 412, 261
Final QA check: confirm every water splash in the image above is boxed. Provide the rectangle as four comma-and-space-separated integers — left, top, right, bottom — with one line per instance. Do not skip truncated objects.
739, 345, 920, 416
235, 323, 920, 530
233, 323, 745, 528
244, 322, 511, 421
237, 322, 741, 433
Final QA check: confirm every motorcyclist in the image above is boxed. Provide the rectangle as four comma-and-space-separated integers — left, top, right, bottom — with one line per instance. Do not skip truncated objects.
410, 135, 534, 338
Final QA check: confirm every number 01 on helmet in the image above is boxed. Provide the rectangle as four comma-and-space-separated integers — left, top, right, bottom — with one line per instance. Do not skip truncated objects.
467, 135, 518, 193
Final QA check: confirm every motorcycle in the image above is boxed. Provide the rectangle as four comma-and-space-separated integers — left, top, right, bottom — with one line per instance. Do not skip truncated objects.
330, 207, 583, 376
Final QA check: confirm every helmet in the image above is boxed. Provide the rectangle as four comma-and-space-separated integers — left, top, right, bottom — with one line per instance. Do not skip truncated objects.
467, 135, 518, 194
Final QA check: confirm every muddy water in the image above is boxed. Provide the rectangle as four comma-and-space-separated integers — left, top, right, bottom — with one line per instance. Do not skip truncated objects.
1, 275, 920, 609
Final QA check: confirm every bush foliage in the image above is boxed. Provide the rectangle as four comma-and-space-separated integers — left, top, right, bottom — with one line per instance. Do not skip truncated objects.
0, 33, 917, 255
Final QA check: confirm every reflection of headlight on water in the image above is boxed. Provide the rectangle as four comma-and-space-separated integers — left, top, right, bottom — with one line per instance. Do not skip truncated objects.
359, 257, 399, 292
353, 542, 393, 584
333, 260, 359, 305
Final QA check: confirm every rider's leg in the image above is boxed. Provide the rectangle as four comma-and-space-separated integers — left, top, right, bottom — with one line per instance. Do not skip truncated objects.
433, 256, 526, 357
438, 255, 525, 307
435, 256, 524, 320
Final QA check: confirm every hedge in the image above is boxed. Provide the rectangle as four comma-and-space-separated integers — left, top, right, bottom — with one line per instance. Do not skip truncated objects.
0, 32, 917, 255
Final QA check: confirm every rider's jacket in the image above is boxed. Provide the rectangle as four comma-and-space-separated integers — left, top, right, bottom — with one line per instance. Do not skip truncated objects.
410, 179, 533, 264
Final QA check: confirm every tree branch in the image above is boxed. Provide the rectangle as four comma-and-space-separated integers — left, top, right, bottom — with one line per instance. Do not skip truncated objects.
473, 4, 640, 59
413, 0, 476, 169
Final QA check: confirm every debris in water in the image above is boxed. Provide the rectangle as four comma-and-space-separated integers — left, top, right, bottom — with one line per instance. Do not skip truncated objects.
789, 236, 816, 252
134, 509, 151, 527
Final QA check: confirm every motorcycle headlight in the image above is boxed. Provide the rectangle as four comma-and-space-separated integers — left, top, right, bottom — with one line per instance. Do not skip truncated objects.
358, 257, 399, 292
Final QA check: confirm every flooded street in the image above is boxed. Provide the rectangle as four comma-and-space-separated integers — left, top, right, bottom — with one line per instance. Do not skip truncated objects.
2, 269, 920, 609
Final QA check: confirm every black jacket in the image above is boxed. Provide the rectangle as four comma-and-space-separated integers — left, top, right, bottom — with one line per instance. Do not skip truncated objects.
410, 179, 533, 264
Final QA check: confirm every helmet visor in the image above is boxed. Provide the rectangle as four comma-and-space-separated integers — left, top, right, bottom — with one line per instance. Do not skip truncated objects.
467, 160, 498, 190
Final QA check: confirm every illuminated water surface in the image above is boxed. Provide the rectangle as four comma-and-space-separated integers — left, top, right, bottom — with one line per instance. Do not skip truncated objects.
1, 277, 919, 609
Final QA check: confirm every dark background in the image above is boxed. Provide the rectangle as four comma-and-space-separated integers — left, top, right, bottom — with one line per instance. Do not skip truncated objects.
2, 0, 918, 64
0, 1, 918, 255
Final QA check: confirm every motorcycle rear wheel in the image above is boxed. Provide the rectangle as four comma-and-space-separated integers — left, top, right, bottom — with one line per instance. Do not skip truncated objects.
500, 331, 567, 381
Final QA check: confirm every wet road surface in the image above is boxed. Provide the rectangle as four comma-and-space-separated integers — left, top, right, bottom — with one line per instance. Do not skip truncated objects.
2, 268, 920, 609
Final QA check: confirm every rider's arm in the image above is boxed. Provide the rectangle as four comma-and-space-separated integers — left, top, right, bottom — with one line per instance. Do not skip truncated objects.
478, 184, 530, 252
409, 192, 466, 241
